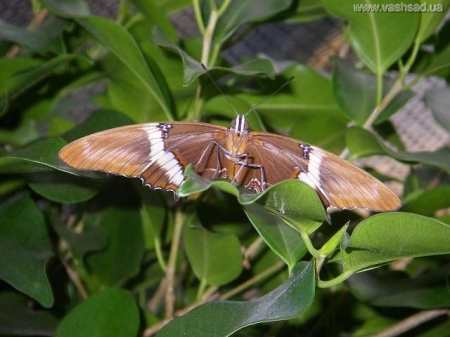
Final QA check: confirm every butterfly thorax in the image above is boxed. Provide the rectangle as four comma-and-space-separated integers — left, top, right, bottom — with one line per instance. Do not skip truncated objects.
223, 116, 253, 183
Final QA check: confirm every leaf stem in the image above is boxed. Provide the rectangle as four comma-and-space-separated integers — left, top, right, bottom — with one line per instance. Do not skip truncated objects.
299, 230, 320, 258
317, 270, 354, 288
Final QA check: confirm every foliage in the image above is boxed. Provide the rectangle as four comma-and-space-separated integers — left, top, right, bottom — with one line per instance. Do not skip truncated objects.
1, 0, 450, 336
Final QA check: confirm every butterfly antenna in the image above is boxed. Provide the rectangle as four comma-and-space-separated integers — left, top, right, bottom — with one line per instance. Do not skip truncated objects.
244, 76, 294, 117
201, 64, 240, 117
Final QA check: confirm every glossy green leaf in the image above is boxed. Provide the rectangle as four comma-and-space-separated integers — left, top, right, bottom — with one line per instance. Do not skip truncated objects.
54, 288, 139, 337
346, 127, 385, 159
151, 26, 275, 85
4, 54, 91, 102
177, 165, 240, 198
319, 224, 349, 257
0, 18, 63, 52
348, 271, 450, 309
402, 186, 450, 216
421, 41, 450, 75
289, 0, 327, 22
212, 0, 292, 44
0, 291, 58, 336
424, 87, 450, 132
157, 261, 315, 337
140, 191, 170, 252
102, 54, 163, 123
0, 138, 66, 173
28, 171, 103, 203
236, 65, 347, 153
179, 167, 327, 232
73, 16, 173, 120
346, 127, 450, 172
184, 216, 242, 286
322, 0, 420, 73
0, 194, 53, 307
414, 0, 450, 44
51, 215, 107, 262
242, 180, 328, 233
291, 116, 348, 152
240, 64, 343, 124
332, 58, 413, 126
244, 203, 308, 270
131, 0, 178, 41
341, 213, 450, 274
61, 109, 135, 142
85, 206, 145, 286
0, 58, 42, 92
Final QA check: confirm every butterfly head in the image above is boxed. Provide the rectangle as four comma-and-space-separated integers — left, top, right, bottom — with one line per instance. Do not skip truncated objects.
230, 115, 249, 136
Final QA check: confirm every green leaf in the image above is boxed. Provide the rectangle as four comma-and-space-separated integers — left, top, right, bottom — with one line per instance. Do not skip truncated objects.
28, 171, 103, 203
236, 65, 347, 153
156, 260, 315, 337
322, 0, 421, 73
346, 127, 385, 159
319, 224, 349, 257
0, 194, 53, 307
332, 58, 413, 126
131, 0, 178, 41
0, 18, 62, 52
51, 215, 108, 262
243, 203, 308, 270
424, 87, 450, 132
2, 54, 91, 104
85, 206, 145, 286
345, 127, 450, 172
421, 41, 450, 75
0, 291, 58, 336
177, 165, 240, 198
54, 288, 139, 337
212, 0, 292, 44
242, 180, 328, 233
184, 215, 242, 286
61, 109, 135, 142
73, 15, 173, 120
402, 186, 450, 216
179, 167, 327, 233
348, 271, 450, 309
341, 213, 450, 274
151, 27, 275, 85
289, 0, 327, 22
0, 58, 42, 93
414, 0, 450, 44
0, 137, 67, 173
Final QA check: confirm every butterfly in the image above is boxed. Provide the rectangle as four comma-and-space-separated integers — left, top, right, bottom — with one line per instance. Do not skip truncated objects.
59, 115, 401, 211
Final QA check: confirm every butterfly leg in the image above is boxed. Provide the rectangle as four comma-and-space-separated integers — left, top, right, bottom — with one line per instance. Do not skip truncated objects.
215, 142, 267, 191
234, 155, 267, 192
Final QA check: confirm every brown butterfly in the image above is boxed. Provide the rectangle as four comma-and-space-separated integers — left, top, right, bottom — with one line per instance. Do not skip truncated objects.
59, 115, 401, 211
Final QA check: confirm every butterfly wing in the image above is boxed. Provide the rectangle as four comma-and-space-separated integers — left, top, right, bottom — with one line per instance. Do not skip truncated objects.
247, 132, 401, 211
59, 122, 228, 191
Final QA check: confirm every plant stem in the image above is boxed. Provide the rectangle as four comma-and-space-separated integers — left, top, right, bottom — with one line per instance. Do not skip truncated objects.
220, 261, 285, 300
201, 9, 218, 67
164, 205, 185, 319
372, 309, 449, 337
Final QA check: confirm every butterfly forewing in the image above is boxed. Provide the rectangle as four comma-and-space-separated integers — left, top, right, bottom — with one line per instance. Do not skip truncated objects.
248, 132, 401, 211
59, 122, 228, 191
